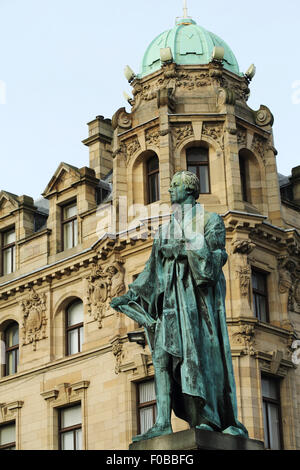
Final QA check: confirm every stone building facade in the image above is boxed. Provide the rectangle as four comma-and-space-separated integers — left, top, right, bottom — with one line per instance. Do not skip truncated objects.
0, 14, 299, 450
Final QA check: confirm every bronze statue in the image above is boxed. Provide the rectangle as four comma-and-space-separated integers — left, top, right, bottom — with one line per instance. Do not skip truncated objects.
111, 170, 248, 442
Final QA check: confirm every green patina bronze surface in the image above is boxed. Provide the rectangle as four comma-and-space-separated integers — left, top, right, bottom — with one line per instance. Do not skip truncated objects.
111, 171, 248, 442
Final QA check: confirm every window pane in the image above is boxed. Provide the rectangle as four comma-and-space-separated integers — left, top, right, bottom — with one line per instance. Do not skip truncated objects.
187, 165, 197, 175
73, 219, 78, 247
68, 302, 83, 326
64, 221, 73, 249
187, 148, 208, 163
140, 407, 155, 434
79, 326, 83, 352
258, 295, 267, 322
61, 405, 81, 429
262, 402, 270, 449
7, 350, 18, 375
12, 246, 16, 272
268, 404, 281, 450
147, 156, 159, 172
3, 248, 12, 275
149, 174, 159, 203
139, 380, 156, 404
61, 431, 74, 450
75, 429, 82, 450
262, 378, 278, 400
6, 324, 19, 347
68, 329, 79, 355
3, 230, 15, 245
252, 271, 266, 293
63, 204, 77, 220
199, 166, 209, 193
0, 423, 15, 446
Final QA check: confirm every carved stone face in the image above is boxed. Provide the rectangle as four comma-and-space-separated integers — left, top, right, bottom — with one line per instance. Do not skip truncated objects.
168, 174, 191, 204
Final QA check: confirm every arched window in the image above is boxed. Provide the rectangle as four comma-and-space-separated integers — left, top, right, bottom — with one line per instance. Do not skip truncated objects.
239, 151, 251, 202
186, 147, 210, 194
66, 300, 84, 356
4, 322, 19, 376
147, 155, 160, 204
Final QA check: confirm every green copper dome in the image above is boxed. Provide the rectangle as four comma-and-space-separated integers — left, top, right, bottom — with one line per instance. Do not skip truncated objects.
139, 17, 240, 78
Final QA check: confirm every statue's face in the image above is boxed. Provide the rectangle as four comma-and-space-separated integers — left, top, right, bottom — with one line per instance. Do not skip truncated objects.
168, 174, 190, 204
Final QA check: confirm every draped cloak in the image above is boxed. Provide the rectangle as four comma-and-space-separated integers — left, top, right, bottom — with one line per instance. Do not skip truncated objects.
116, 204, 247, 434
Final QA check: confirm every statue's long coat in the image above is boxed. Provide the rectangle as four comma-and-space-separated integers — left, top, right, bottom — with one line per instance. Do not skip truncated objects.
118, 204, 247, 433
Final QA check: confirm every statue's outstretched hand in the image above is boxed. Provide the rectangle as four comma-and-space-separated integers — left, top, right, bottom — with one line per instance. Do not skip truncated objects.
110, 295, 128, 310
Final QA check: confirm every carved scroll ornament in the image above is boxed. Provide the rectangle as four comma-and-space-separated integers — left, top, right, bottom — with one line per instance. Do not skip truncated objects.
20, 289, 47, 351
86, 260, 125, 328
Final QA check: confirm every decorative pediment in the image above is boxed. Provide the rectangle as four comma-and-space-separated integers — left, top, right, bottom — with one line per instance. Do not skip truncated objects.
0, 190, 19, 214
42, 162, 81, 197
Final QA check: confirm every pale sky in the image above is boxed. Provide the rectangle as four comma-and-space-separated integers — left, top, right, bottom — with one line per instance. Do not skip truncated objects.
0, 0, 299, 200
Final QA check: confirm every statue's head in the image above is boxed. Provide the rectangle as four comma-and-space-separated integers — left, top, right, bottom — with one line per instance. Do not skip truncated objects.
168, 171, 200, 204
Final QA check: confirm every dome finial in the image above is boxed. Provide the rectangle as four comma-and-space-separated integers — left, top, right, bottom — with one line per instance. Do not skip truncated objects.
183, 0, 188, 18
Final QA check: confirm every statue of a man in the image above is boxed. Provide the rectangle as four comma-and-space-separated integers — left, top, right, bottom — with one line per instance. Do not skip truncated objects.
111, 170, 248, 442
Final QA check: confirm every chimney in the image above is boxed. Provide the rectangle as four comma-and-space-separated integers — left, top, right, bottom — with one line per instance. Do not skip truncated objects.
82, 116, 113, 180
290, 165, 300, 205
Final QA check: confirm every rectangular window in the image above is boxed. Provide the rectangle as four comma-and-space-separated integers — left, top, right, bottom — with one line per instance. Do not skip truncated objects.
187, 147, 210, 194
62, 202, 78, 250
137, 380, 157, 435
252, 269, 269, 322
262, 376, 283, 450
2, 229, 16, 275
5, 323, 19, 376
59, 404, 82, 450
66, 301, 84, 356
239, 155, 249, 202
0, 422, 16, 450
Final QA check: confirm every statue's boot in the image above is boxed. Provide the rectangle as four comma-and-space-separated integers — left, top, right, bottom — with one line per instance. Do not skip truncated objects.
132, 364, 172, 443
196, 420, 220, 432
132, 423, 172, 442
222, 425, 248, 438
196, 423, 215, 432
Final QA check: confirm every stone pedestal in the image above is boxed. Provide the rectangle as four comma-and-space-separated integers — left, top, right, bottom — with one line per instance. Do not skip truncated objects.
129, 428, 264, 451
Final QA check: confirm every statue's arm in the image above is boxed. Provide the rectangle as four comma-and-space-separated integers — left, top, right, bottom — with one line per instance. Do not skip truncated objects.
110, 234, 163, 322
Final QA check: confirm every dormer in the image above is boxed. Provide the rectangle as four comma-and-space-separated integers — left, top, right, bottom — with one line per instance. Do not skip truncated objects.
42, 162, 99, 256
0, 191, 37, 277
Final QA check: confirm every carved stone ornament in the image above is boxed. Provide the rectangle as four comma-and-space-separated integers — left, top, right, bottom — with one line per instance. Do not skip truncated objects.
86, 260, 125, 328
112, 143, 126, 159
132, 67, 209, 108
232, 324, 255, 356
216, 88, 236, 107
278, 256, 300, 313
237, 127, 247, 147
237, 265, 252, 297
157, 88, 176, 111
112, 339, 123, 375
295, 281, 300, 306
254, 105, 274, 128
232, 239, 256, 255
176, 71, 210, 90
172, 124, 194, 149
124, 137, 141, 162
252, 134, 266, 162
145, 128, 160, 148
202, 123, 224, 150
20, 289, 47, 351
111, 107, 132, 130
